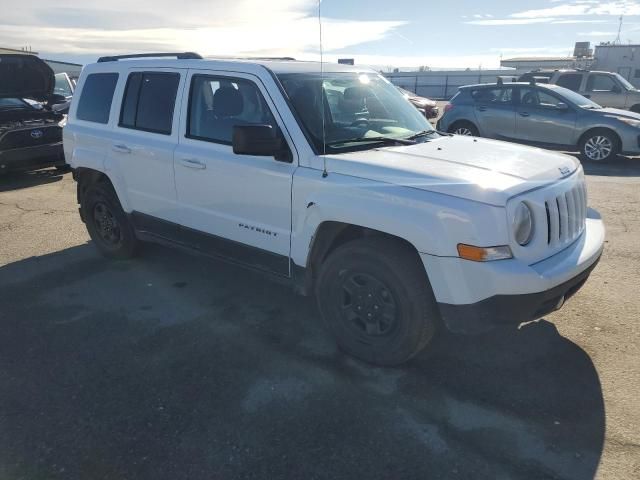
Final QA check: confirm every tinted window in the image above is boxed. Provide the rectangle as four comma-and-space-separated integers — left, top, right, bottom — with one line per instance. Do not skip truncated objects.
471, 87, 513, 104
556, 73, 582, 92
587, 74, 617, 92
188, 75, 276, 145
76, 73, 118, 124
119, 72, 180, 134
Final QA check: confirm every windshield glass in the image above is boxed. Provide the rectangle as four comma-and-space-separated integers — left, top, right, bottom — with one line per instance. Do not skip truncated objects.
614, 73, 636, 91
0, 98, 29, 110
277, 72, 433, 153
551, 86, 602, 109
54, 73, 73, 97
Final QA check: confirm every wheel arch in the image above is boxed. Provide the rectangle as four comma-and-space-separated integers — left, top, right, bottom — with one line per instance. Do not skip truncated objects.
75, 167, 130, 215
577, 126, 621, 150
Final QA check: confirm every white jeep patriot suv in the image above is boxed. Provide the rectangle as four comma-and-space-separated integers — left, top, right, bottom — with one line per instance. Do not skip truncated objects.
63, 52, 605, 365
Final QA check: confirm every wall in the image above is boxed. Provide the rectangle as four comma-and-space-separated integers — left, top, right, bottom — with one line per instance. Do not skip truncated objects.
594, 45, 640, 87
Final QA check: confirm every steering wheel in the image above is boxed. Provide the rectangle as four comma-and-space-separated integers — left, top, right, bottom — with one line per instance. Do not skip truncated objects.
350, 118, 370, 128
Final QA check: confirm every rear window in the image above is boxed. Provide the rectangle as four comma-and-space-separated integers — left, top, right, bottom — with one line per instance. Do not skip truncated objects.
76, 73, 119, 124
119, 72, 180, 135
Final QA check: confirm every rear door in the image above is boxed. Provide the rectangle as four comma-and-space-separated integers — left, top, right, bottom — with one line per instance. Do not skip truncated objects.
106, 68, 185, 223
471, 86, 516, 139
513, 86, 577, 146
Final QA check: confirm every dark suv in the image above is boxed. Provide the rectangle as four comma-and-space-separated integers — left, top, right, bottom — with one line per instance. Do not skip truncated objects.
0, 54, 67, 175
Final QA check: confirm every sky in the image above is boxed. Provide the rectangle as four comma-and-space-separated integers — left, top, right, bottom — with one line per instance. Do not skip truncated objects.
3, 0, 640, 69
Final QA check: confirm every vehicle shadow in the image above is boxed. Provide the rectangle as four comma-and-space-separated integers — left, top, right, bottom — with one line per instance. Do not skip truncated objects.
569, 153, 640, 177
0, 243, 605, 480
0, 168, 65, 192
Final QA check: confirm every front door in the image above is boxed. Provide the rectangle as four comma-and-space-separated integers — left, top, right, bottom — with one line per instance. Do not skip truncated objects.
514, 87, 578, 147
583, 72, 627, 108
173, 70, 296, 276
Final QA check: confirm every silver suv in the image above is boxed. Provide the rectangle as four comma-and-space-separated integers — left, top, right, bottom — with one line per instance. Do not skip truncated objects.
519, 70, 640, 112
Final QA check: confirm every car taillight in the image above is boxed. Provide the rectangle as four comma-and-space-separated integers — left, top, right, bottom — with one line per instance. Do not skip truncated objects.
444, 103, 454, 112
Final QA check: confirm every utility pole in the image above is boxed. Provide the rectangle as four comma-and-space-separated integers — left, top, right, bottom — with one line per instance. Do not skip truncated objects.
615, 15, 623, 45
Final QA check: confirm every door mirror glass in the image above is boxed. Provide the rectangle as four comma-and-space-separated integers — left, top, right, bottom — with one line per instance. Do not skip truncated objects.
556, 102, 569, 111
232, 125, 290, 161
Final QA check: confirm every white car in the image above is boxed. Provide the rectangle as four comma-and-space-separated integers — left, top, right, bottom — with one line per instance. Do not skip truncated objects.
63, 53, 605, 365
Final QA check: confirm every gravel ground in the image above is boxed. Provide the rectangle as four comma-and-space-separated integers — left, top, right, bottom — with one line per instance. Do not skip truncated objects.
0, 158, 638, 480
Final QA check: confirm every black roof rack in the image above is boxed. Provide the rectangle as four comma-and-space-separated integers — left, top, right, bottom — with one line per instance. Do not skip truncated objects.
97, 52, 202, 63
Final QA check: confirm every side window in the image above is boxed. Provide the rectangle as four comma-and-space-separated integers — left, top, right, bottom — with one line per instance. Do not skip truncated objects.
76, 73, 118, 124
556, 73, 582, 92
119, 72, 180, 135
471, 88, 513, 104
519, 88, 565, 109
187, 75, 276, 145
587, 74, 617, 92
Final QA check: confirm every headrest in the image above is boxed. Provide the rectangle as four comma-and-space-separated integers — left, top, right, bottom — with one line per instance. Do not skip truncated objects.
213, 87, 243, 117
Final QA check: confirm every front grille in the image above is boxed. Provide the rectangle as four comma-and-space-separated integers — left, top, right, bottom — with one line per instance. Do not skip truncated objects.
0, 126, 62, 150
543, 181, 587, 246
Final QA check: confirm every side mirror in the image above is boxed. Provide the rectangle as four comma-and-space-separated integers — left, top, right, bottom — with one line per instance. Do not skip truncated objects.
232, 125, 291, 162
48, 93, 68, 105
556, 102, 569, 111
612, 84, 622, 94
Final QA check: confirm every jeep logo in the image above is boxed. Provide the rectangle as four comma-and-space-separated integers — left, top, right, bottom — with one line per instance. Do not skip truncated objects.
558, 166, 571, 176
30, 129, 44, 139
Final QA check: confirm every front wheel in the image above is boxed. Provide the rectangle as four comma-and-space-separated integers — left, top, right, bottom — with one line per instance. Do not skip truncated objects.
448, 121, 479, 136
315, 237, 439, 366
579, 129, 619, 162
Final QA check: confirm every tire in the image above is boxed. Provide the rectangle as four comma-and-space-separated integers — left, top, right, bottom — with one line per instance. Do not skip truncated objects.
315, 237, 439, 366
579, 129, 619, 162
448, 121, 479, 136
81, 181, 139, 259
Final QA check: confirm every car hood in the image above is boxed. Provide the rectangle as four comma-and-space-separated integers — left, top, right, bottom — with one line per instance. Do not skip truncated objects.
325, 135, 580, 206
409, 97, 436, 108
598, 107, 640, 120
0, 54, 55, 101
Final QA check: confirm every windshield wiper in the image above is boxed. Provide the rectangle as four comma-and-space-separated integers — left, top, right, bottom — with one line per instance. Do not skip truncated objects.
406, 129, 440, 140
326, 136, 416, 147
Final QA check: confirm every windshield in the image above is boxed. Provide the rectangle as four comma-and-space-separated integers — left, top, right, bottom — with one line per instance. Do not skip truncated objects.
54, 73, 73, 97
614, 73, 636, 91
277, 72, 433, 153
0, 98, 29, 110
551, 86, 602, 109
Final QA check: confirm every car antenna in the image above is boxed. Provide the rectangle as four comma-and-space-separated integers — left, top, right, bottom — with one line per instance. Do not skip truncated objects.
319, 0, 328, 178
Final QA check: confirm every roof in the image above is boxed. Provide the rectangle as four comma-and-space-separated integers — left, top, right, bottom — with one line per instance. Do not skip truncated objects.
84, 56, 372, 75
459, 82, 565, 90
501, 57, 577, 62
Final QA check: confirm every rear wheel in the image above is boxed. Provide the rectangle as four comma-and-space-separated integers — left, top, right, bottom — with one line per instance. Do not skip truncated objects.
579, 129, 619, 162
81, 181, 138, 259
448, 121, 479, 136
315, 237, 439, 366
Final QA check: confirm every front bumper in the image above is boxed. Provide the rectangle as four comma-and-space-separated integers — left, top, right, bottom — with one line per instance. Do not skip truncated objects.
422, 209, 605, 333
0, 142, 65, 174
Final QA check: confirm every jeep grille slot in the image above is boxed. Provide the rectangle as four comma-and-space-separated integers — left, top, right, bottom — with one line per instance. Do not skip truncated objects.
544, 182, 586, 247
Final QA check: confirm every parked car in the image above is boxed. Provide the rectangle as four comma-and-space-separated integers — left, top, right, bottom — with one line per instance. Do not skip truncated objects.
438, 81, 640, 162
396, 86, 439, 119
64, 53, 604, 365
0, 54, 68, 175
518, 69, 640, 112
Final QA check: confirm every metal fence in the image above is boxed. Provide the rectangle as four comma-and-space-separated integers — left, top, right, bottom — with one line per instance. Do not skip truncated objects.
384, 70, 521, 100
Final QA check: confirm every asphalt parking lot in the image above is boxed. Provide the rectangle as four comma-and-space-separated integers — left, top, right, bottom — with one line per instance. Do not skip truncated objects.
0, 157, 639, 480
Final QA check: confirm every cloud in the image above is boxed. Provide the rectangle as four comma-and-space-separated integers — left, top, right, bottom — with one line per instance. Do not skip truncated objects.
0, 0, 405, 61
467, 0, 640, 26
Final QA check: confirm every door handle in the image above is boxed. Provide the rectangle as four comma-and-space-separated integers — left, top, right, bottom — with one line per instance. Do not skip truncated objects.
179, 158, 206, 169
112, 144, 131, 154
519, 112, 530, 117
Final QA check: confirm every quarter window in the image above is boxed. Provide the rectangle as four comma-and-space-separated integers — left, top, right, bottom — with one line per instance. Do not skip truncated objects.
119, 72, 180, 135
587, 74, 617, 92
187, 75, 276, 145
76, 73, 119, 124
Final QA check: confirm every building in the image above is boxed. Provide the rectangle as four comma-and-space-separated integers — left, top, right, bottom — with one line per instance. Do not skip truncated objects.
593, 43, 640, 86
0, 46, 38, 55
500, 56, 591, 70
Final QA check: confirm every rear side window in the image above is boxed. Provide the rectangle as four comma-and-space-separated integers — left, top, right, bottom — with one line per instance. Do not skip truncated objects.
471, 88, 513, 104
119, 72, 180, 134
556, 73, 582, 92
76, 73, 119, 124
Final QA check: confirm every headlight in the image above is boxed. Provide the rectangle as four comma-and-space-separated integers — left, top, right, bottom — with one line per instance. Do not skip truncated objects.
58, 115, 68, 128
513, 202, 534, 246
614, 117, 640, 128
